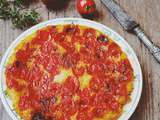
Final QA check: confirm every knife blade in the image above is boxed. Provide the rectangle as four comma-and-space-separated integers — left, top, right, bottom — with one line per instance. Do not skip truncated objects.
101, 0, 160, 63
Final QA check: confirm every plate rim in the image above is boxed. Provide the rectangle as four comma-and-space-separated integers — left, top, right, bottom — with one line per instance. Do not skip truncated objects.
0, 18, 143, 120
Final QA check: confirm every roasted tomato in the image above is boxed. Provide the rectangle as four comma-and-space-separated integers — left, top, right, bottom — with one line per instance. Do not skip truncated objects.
77, 0, 96, 18
5, 24, 134, 120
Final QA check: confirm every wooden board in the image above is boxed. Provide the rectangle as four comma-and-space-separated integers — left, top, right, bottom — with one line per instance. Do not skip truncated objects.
0, 0, 160, 119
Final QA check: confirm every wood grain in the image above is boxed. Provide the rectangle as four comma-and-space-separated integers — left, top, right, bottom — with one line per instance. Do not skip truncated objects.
0, 0, 160, 120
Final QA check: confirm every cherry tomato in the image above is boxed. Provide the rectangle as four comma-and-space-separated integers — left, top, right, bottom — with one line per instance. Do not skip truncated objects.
5, 25, 134, 120
77, 0, 96, 17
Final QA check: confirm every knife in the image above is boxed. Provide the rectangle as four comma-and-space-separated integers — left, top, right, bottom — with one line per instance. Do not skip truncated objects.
101, 0, 160, 63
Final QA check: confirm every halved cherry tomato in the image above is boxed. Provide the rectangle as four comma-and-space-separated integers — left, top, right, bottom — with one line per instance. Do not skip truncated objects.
5, 25, 134, 120
77, 0, 96, 17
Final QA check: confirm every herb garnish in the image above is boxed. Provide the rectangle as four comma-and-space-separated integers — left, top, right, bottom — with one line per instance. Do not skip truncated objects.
0, 0, 40, 29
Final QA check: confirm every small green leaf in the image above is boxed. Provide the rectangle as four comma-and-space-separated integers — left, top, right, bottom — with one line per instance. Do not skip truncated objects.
86, 5, 91, 11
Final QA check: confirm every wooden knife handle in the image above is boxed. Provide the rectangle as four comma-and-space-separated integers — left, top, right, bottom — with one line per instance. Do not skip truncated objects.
133, 27, 160, 63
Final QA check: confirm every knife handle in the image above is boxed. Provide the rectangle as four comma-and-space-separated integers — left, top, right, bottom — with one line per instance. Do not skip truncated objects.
133, 27, 160, 63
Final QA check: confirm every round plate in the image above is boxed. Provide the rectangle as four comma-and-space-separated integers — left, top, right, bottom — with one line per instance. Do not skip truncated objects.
0, 18, 142, 120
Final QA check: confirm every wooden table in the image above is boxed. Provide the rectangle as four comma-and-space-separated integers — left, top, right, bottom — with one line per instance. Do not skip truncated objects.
0, 0, 160, 120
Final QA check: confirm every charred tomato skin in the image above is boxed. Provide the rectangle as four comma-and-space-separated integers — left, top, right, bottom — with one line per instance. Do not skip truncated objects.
32, 112, 45, 120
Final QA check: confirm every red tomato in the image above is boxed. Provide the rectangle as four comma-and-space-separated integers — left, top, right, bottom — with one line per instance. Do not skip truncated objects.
63, 24, 80, 36
77, 0, 96, 16
62, 76, 79, 95
92, 106, 105, 117
16, 50, 30, 63
19, 95, 30, 110
108, 42, 122, 57
5, 25, 134, 119
6, 78, 24, 91
77, 110, 92, 120
109, 101, 119, 111
83, 28, 96, 39
73, 67, 85, 77
116, 82, 127, 96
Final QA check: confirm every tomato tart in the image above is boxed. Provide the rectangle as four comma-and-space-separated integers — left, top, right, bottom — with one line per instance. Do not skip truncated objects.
5, 24, 134, 120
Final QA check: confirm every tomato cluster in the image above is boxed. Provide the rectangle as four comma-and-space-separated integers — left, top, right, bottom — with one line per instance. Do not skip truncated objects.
6, 25, 133, 120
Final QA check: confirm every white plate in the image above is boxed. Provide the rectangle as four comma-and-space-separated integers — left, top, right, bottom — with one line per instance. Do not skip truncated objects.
0, 18, 142, 120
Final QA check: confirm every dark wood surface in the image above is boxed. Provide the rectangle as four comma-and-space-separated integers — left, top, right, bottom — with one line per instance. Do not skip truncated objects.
0, 0, 160, 120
